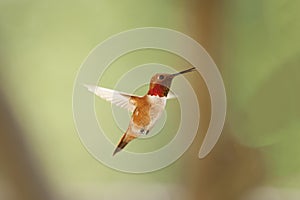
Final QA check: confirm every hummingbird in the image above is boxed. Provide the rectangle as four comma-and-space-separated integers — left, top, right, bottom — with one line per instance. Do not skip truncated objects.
85, 67, 196, 155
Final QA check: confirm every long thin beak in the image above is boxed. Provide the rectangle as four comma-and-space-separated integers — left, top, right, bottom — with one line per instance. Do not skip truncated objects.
171, 67, 196, 77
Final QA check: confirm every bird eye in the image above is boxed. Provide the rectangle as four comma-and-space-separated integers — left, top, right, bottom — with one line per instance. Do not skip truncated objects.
158, 75, 165, 80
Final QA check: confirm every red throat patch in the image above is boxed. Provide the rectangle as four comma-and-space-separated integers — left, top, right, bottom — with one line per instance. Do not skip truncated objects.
147, 84, 169, 97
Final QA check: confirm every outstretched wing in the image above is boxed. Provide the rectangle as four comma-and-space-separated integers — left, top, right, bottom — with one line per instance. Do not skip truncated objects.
166, 90, 177, 99
84, 84, 138, 112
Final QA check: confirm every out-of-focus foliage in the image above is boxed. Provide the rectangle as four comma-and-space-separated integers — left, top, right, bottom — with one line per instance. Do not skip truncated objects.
0, 0, 300, 199
223, 0, 300, 185
0, 0, 186, 186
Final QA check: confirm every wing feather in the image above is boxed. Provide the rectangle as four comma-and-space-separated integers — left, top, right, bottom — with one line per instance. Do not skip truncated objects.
166, 90, 177, 99
84, 84, 138, 112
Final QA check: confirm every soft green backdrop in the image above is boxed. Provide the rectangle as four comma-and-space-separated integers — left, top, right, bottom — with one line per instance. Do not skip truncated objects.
0, 0, 300, 199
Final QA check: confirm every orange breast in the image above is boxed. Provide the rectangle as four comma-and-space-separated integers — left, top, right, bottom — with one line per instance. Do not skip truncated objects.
130, 96, 151, 127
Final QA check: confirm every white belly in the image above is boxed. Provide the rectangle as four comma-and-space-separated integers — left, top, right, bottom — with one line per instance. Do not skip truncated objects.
147, 95, 166, 130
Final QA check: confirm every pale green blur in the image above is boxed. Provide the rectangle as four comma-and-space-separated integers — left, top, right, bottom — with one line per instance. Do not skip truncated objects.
0, 0, 300, 200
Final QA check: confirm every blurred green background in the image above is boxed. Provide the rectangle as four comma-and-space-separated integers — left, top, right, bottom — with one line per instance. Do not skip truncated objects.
0, 0, 300, 200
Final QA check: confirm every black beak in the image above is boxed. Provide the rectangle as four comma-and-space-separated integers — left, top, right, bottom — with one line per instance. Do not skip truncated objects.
171, 67, 196, 77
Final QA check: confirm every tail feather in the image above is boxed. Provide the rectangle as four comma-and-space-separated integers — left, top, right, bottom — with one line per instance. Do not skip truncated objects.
113, 132, 137, 156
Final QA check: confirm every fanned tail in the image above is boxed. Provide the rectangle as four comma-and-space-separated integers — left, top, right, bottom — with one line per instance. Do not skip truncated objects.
113, 131, 137, 156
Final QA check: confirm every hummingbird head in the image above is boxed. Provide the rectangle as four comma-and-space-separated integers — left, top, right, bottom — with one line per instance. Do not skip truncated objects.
147, 67, 196, 97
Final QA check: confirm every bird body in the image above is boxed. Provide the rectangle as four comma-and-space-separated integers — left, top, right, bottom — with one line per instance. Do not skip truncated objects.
130, 94, 166, 134
85, 67, 195, 155
115, 94, 166, 155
